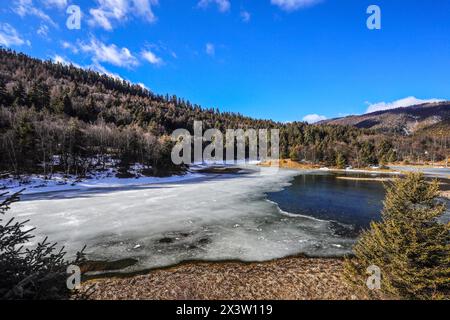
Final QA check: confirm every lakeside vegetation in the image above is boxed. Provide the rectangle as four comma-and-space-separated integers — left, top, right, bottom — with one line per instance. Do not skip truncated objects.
0, 190, 86, 299
344, 173, 449, 299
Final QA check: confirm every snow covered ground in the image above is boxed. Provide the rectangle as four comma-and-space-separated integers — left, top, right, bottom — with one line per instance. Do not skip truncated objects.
8, 167, 355, 272
388, 166, 450, 179
0, 161, 264, 196
0, 168, 205, 196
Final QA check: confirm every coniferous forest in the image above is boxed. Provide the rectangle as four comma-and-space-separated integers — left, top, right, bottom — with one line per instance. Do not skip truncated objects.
0, 48, 448, 178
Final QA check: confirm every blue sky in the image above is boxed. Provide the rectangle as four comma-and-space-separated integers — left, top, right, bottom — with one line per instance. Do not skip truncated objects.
0, 0, 449, 122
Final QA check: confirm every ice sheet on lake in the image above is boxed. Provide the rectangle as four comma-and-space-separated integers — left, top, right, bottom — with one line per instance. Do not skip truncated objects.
10, 168, 355, 272
389, 166, 450, 179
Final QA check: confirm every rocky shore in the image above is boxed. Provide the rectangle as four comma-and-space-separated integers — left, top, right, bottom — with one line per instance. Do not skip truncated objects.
76, 256, 368, 300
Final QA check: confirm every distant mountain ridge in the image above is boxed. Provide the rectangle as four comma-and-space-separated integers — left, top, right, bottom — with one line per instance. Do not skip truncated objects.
319, 102, 450, 134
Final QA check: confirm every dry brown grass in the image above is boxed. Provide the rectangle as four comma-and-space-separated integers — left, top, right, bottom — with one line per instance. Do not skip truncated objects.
259, 159, 396, 173
259, 159, 321, 170
77, 256, 370, 300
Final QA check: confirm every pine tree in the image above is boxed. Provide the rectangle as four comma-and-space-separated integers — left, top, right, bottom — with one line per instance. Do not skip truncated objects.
63, 94, 74, 116
344, 173, 450, 299
335, 152, 346, 169
66, 119, 87, 175
0, 191, 86, 299
359, 141, 377, 166
16, 117, 37, 171
387, 149, 397, 163
29, 82, 50, 111
0, 79, 8, 106
12, 82, 27, 106
377, 140, 393, 163
289, 145, 300, 161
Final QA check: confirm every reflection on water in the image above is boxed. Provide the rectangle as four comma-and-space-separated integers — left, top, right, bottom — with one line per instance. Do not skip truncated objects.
267, 173, 387, 231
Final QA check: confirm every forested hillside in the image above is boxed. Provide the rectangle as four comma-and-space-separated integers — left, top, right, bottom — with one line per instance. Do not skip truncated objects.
0, 48, 448, 178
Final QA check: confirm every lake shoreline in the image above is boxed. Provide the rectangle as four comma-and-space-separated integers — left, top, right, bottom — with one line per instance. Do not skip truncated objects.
76, 255, 369, 300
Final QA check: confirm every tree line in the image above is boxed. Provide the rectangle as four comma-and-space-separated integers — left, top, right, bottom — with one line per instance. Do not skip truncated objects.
0, 48, 448, 177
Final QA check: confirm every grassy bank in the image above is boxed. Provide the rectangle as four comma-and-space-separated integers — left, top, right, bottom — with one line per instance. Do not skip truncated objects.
258, 159, 322, 170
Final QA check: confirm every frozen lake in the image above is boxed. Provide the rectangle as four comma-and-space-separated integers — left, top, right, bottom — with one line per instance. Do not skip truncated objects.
389, 166, 450, 179
10, 168, 355, 272
10, 166, 449, 272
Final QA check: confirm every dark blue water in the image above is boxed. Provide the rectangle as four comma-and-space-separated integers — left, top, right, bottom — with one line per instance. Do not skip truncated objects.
267, 173, 387, 233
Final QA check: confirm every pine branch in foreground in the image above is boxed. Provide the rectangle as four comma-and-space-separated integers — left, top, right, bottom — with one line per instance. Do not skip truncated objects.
344, 173, 450, 300
0, 191, 86, 300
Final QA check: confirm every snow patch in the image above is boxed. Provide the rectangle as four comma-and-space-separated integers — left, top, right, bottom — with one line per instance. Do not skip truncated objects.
0, 167, 204, 196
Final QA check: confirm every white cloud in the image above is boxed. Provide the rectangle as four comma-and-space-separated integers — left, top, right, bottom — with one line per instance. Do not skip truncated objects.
52, 54, 81, 68
89, 0, 158, 31
132, 0, 158, 21
79, 37, 139, 68
141, 50, 163, 65
302, 114, 327, 124
42, 0, 68, 9
198, 0, 230, 12
0, 23, 29, 47
37, 24, 49, 37
205, 43, 215, 56
137, 82, 149, 90
13, 0, 57, 27
87, 61, 125, 80
51, 53, 126, 81
52, 54, 68, 64
365, 96, 445, 114
61, 40, 79, 53
271, 0, 322, 12
240, 10, 251, 22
